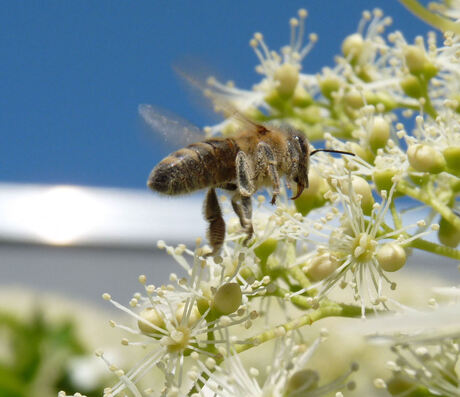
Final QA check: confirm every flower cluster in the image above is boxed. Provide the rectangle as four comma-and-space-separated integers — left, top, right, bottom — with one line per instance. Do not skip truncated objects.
61, 3, 459, 396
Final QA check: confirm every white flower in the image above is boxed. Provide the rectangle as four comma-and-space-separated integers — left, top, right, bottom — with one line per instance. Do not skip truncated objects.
291, 174, 439, 317
194, 333, 357, 397
366, 305, 460, 397
201, 9, 319, 136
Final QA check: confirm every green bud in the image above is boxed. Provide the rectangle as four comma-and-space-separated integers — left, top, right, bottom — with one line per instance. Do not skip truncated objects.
294, 170, 328, 215
404, 45, 428, 75
342, 33, 364, 61
357, 65, 373, 83
443, 147, 460, 172
264, 89, 284, 110
373, 168, 397, 193
377, 243, 407, 272
296, 105, 322, 124
286, 369, 319, 393
292, 85, 313, 108
344, 88, 364, 109
365, 92, 397, 111
254, 238, 277, 264
274, 63, 299, 97
138, 307, 165, 334
408, 171, 430, 186
407, 144, 446, 174
403, 45, 437, 79
320, 76, 341, 99
438, 217, 460, 248
213, 283, 242, 315
386, 377, 415, 395
197, 297, 210, 315
175, 303, 201, 327
423, 62, 438, 79
401, 74, 423, 99
369, 116, 390, 152
340, 176, 374, 215
352, 176, 374, 215
307, 253, 339, 281
348, 142, 374, 164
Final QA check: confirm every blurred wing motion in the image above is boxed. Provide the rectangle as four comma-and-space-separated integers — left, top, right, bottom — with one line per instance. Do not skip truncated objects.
138, 104, 204, 147
174, 66, 262, 135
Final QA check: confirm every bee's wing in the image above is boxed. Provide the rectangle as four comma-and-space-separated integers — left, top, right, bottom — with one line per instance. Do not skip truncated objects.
138, 104, 204, 147
174, 67, 263, 136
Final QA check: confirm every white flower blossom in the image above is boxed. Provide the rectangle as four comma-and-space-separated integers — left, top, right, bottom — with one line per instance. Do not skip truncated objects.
194, 332, 357, 397
291, 175, 439, 317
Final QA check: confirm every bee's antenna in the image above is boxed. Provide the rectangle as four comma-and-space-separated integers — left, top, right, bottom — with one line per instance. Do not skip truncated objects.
310, 149, 355, 157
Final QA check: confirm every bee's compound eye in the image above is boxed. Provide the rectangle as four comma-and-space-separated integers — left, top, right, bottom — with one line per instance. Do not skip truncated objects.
293, 176, 299, 183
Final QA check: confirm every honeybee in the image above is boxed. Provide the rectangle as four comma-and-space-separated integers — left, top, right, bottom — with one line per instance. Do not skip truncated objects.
140, 104, 353, 256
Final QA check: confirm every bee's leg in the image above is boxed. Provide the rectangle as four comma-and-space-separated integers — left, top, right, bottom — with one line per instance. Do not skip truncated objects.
236, 151, 255, 197
256, 142, 280, 205
231, 193, 254, 245
203, 188, 225, 257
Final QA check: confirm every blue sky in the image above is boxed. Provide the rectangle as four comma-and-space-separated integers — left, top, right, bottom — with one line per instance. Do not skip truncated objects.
1, 1, 430, 189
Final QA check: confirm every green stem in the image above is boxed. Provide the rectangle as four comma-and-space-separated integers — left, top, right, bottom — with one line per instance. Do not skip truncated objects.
398, 0, 460, 34
390, 202, 405, 232
397, 180, 460, 230
235, 301, 362, 354
379, 220, 460, 260
274, 286, 313, 310
288, 265, 312, 290
410, 237, 460, 260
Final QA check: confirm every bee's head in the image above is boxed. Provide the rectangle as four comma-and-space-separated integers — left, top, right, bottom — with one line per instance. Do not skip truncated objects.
288, 130, 310, 200
286, 128, 355, 200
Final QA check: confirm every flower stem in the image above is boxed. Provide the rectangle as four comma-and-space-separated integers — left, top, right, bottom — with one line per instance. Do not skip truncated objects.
410, 237, 460, 260
235, 301, 362, 354
379, 220, 459, 260
289, 265, 312, 290
398, 0, 460, 34
397, 180, 460, 231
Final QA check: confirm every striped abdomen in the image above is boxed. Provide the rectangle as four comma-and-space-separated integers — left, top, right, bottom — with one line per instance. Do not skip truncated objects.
148, 138, 239, 195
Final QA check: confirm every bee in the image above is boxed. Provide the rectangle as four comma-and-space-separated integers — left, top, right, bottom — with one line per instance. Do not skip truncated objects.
140, 104, 353, 256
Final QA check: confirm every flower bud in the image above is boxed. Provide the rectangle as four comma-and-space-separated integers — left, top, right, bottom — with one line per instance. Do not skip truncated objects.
138, 307, 165, 334
373, 168, 397, 193
341, 176, 374, 215
320, 75, 341, 99
344, 88, 364, 109
296, 105, 322, 124
213, 283, 242, 315
404, 45, 427, 75
274, 63, 299, 97
292, 85, 313, 108
307, 253, 339, 281
438, 217, 460, 248
386, 377, 414, 395
348, 142, 374, 164
176, 303, 201, 327
287, 369, 319, 393
369, 116, 390, 152
264, 88, 284, 109
294, 169, 328, 215
197, 297, 210, 315
365, 92, 397, 111
342, 33, 364, 61
400, 75, 423, 98
443, 147, 460, 172
407, 144, 446, 174
376, 243, 406, 272
254, 238, 277, 265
